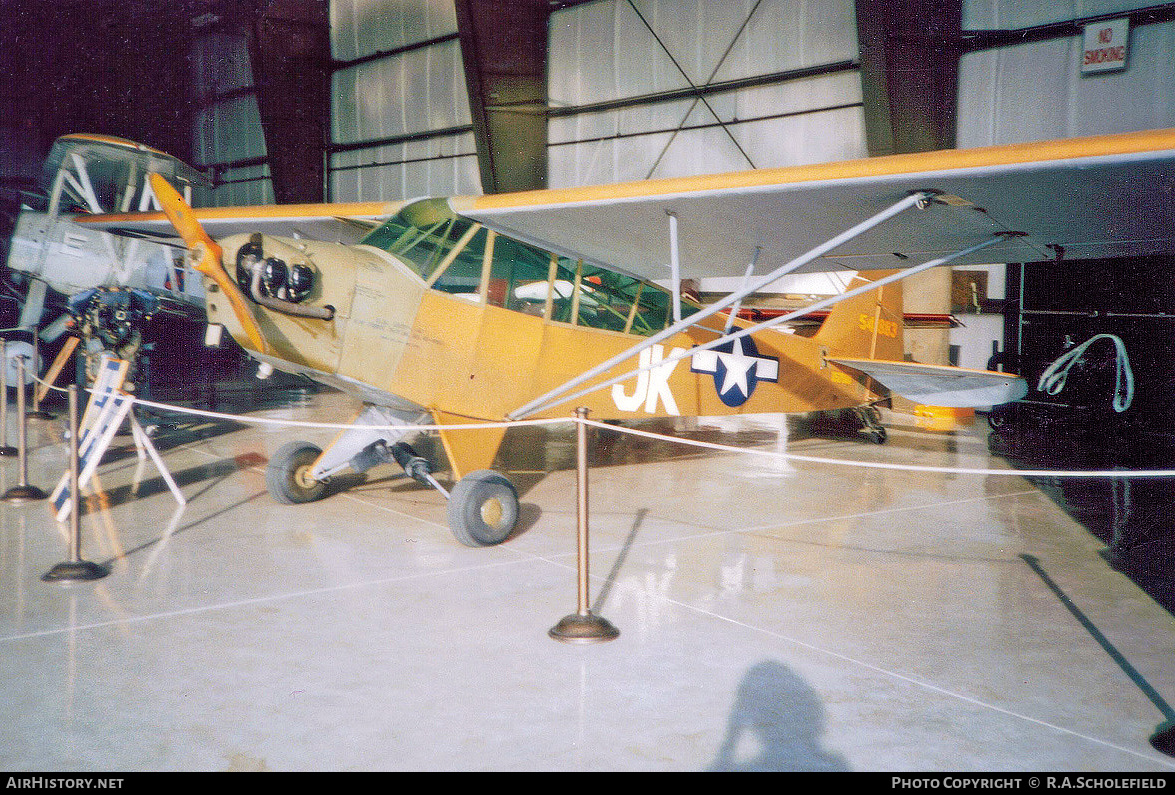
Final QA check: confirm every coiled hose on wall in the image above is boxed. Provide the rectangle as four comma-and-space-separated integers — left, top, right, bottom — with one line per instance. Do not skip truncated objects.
1036, 333, 1135, 413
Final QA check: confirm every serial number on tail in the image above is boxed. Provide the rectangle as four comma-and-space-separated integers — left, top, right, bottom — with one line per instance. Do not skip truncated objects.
858, 314, 899, 338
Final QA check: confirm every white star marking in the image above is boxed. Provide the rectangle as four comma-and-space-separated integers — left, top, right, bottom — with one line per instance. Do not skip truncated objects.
690, 338, 780, 403
717, 337, 758, 398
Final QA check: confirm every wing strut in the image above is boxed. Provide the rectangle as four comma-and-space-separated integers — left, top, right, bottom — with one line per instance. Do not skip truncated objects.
668, 211, 682, 323
512, 232, 1009, 419
508, 191, 934, 420
725, 249, 760, 334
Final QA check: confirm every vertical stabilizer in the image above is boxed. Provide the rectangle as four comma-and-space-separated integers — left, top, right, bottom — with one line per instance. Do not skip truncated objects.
814, 271, 905, 361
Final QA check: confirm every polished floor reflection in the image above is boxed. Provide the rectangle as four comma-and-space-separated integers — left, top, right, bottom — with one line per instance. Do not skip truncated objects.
1, 385, 1173, 772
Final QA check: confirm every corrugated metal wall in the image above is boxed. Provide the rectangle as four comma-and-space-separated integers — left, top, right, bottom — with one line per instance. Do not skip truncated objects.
191, 28, 273, 207
957, 1, 1175, 146
195, 0, 867, 204
325, 0, 866, 200
193, 1, 1174, 200
329, 0, 482, 201
547, 0, 866, 186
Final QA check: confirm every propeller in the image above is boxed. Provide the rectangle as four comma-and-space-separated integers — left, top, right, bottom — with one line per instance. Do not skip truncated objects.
148, 173, 267, 354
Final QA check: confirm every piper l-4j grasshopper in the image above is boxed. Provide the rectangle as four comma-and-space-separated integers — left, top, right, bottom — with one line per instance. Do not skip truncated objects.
78, 129, 1175, 547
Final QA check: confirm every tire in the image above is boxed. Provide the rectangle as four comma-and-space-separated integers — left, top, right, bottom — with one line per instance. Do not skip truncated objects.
447, 469, 519, 547
987, 404, 1015, 430
267, 441, 327, 504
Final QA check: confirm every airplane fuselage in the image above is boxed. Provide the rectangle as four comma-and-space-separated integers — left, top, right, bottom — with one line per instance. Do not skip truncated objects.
208, 230, 886, 427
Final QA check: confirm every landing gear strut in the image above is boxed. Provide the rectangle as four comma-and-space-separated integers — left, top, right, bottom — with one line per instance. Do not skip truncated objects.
262, 405, 519, 547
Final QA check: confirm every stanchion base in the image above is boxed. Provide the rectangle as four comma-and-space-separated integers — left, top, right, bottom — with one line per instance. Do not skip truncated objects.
3, 484, 47, 502
41, 560, 109, 583
26, 410, 54, 421
549, 612, 620, 644
1150, 720, 1175, 757
0, 446, 17, 457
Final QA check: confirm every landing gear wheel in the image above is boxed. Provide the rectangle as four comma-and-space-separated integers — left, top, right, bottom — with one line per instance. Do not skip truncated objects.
447, 469, 519, 547
267, 441, 327, 504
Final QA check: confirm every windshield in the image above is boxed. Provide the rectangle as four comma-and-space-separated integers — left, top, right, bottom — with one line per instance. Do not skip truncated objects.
360, 199, 697, 336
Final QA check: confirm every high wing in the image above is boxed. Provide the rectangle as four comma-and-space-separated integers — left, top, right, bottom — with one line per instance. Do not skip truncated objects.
76, 200, 407, 247
452, 129, 1175, 279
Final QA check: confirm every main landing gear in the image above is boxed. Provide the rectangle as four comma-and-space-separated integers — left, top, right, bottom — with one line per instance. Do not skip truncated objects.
263, 406, 519, 547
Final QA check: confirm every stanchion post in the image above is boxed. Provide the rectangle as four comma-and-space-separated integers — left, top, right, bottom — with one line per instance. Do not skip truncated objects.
549, 407, 619, 643
26, 331, 53, 420
0, 339, 16, 456
3, 356, 47, 502
42, 385, 108, 583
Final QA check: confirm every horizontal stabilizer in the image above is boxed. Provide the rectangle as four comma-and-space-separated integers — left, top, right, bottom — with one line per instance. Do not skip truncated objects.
830, 358, 1027, 408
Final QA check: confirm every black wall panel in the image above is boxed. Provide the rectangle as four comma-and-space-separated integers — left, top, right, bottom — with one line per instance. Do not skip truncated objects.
1002, 257, 1175, 436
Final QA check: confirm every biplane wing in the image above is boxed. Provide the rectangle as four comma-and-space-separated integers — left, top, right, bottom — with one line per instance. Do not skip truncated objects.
77, 200, 405, 247
453, 129, 1175, 279
37, 133, 208, 214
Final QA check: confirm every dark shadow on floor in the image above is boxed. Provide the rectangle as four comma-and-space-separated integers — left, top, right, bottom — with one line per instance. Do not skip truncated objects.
707, 659, 851, 772
76, 452, 267, 517
990, 424, 1175, 618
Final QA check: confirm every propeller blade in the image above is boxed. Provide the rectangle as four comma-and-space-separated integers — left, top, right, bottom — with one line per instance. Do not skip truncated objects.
148, 173, 267, 354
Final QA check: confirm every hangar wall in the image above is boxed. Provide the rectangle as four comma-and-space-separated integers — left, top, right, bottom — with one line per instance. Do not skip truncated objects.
957, 0, 1175, 146
193, 0, 482, 206
191, 27, 273, 207
329, 0, 483, 200
546, 0, 866, 186
178, 1, 1175, 202
321, 0, 868, 208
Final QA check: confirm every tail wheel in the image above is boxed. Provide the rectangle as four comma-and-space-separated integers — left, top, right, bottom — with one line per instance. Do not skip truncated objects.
855, 405, 887, 444
447, 469, 519, 547
267, 441, 327, 504
987, 404, 1016, 430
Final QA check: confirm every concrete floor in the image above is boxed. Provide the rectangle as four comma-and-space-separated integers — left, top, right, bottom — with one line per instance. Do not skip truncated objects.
1, 384, 1174, 772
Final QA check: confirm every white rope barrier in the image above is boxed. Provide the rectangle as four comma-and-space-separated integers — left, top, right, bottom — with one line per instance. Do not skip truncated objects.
30, 374, 567, 433
129, 395, 568, 433
579, 419, 1175, 479
27, 372, 1175, 480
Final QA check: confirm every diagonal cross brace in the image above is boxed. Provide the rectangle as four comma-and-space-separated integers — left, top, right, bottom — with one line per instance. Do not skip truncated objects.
508, 191, 933, 419
512, 232, 1008, 420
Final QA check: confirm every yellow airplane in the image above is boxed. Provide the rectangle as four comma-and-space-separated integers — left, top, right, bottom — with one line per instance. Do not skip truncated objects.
78, 129, 1175, 547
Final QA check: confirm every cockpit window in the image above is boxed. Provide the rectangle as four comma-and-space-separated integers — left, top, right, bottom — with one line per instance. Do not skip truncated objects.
360, 199, 697, 336
360, 199, 478, 282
